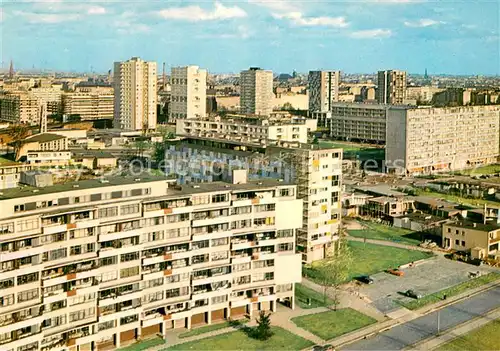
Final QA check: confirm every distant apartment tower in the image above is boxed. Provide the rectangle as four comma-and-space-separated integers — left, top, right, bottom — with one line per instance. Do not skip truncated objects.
377, 70, 407, 104
240, 68, 273, 116
170, 66, 207, 121
308, 70, 340, 112
113, 57, 157, 130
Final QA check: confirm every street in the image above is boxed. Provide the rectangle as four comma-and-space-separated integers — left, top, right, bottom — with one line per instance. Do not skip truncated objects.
341, 285, 500, 350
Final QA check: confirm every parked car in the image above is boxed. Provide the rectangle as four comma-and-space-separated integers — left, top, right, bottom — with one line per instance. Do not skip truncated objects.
387, 268, 404, 277
404, 289, 422, 299
357, 276, 374, 284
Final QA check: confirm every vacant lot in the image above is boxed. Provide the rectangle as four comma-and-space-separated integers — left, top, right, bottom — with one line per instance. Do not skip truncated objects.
166, 326, 313, 350
436, 319, 500, 351
304, 241, 433, 284
348, 220, 421, 246
292, 308, 376, 341
295, 283, 334, 309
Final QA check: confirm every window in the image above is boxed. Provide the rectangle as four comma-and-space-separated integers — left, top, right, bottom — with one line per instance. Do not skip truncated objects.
14, 204, 25, 212
17, 273, 38, 285
211, 238, 228, 247
69, 307, 95, 322
43, 248, 67, 262
98, 207, 118, 219
17, 219, 39, 232
211, 295, 227, 304
277, 229, 293, 238
121, 204, 140, 215
455, 239, 460, 245
121, 252, 139, 262
461, 241, 466, 246
279, 188, 293, 197
212, 194, 227, 203
18, 288, 38, 302
120, 266, 139, 278
211, 251, 228, 261
0, 222, 14, 234
278, 243, 293, 252
0, 294, 14, 307
100, 270, 118, 283
0, 278, 14, 290
447, 228, 451, 233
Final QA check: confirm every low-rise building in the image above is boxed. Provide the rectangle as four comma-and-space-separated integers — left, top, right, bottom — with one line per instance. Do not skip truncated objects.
442, 221, 500, 259
0, 174, 302, 350
15, 133, 69, 161
0, 161, 32, 189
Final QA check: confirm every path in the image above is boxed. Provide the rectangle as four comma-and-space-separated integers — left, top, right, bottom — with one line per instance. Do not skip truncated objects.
346, 236, 434, 253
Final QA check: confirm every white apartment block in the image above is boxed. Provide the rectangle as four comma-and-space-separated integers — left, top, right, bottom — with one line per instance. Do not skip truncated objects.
0, 175, 302, 351
170, 66, 207, 122
386, 105, 500, 175
308, 71, 340, 113
165, 138, 343, 263
113, 57, 157, 131
377, 70, 407, 105
240, 68, 274, 116
176, 116, 308, 144
62, 91, 114, 121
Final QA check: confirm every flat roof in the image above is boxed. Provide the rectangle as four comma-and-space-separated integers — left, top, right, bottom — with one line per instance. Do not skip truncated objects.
444, 220, 500, 232
22, 133, 66, 144
355, 184, 407, 197
0, 175, 292, 201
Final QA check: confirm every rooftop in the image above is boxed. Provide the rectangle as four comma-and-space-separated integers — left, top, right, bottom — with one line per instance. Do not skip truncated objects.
355, 184, 407, 197
0, 174, 292, 200
22, 133, 66, 144
445, 220, 500, 232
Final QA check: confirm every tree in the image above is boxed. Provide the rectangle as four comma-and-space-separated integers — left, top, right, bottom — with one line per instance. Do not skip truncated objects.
10, 124, 30, 158
254, 311, 273, 340
314, 238, 353, 310
281, 102, 294, 111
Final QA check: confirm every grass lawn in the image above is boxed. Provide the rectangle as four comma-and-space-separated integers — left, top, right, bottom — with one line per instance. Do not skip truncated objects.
295, 283, 334, 309
348, 220, 422, 246
436, 318, 500, 351
415, 189, 500, 208
166, 326, 314, 350
450, 164, 500, 176
397, 272, 500, 310
304, 241, 433, 283
317, 140, 384, 160
178, 318, 248, 338
119, 337, 166, 351
291, 308, 377, 341
318, 140, 363, 152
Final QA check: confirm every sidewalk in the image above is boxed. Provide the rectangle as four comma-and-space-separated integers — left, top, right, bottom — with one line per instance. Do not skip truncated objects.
346, 236, 433, 253
406, 307, 500, 350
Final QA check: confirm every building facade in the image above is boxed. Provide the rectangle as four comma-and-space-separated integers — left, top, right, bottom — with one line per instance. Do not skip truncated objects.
170, 66, 207, 122
164, 138, 343, 263
62, 90, 114, 121
0, 176, 302, 351
386, 105, 500, 175
175, 117, 308, 144
377, 70, 407, 104
240, 68, 273, 116
442, 221, 500, 259
329, 103, 389, 143
308, 71, 340, 113
0, 91, 40, 125
113, 57, 157, 130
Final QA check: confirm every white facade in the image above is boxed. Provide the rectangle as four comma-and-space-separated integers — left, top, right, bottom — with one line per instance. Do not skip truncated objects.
308, 71, 340, 112
386, 105, 500, 175
377, 70, 407, 105
0, 176, 302, 350
240, 68, 273, 116
113, 57, 157, 130
176, 117, 308, 144
170, 66, 207, 122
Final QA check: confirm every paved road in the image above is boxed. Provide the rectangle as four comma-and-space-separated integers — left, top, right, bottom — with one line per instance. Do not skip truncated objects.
341, 285, 500, 350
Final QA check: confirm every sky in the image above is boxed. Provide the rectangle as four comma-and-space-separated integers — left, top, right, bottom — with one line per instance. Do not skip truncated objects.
1, 0, 499, 75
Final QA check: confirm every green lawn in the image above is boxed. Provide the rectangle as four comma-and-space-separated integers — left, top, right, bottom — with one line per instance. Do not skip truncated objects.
318, 140, 363, 152
292, 308, 377, 341
317, 140, 384, 161
295, 283, 334, 309
119, 337, 166, 351
304, 241, 433, 283
397, 272, 500, 310
178, 318, 248, 338
450, 164, 500, 176
166, 326, 314, 350
348, 220, 422, 246
415, 189, 500, 207
436, 318, 500, 351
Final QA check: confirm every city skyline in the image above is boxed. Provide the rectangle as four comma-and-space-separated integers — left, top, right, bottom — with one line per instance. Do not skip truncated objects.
1, 0, 499, 76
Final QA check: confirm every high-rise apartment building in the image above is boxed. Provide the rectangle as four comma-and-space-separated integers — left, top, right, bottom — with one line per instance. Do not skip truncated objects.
62, 89, 114, 121
377, 70, 407, 104
386, 105, 500, 175
170, 66, 207, 121
240, 68, 273, 116
0, 175, 302, 350
113, 57, 157, 130
0, 91, 40, 125
164, 138, 343, 263
308, 71, 341, 112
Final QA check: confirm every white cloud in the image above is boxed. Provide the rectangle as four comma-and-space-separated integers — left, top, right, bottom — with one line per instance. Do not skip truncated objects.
350, 29, 392, 38
197, 25, 254, 39
87, 6, 106, 15
404, 18, 444, 27
248, 0, 299, 13
273, 12, 348, 27
159, 2, 247, 21
114, 11, 151, 34
13, 10, 80, 23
